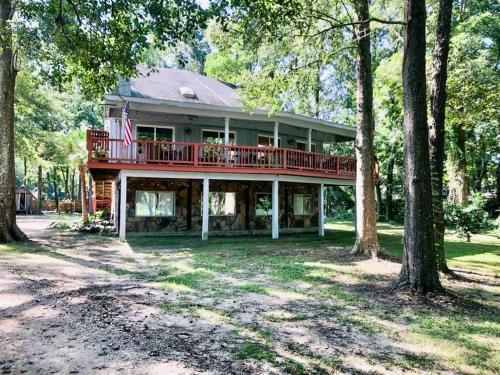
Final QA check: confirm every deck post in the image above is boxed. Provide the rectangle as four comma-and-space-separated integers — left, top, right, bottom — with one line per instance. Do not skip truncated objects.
119, 174, 127, 242
307, 128, 312, 152
202, 177, 209, 240
273, 121, 279, 147
318, 183, 324, 237
224, 117, 230, 145
272, 179, 279, 239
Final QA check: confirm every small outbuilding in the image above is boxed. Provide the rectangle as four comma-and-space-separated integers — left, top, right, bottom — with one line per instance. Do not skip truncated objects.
15, 186, 37, 214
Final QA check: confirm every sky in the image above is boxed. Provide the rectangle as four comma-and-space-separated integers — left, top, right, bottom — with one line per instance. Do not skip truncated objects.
197, 0, 211, 9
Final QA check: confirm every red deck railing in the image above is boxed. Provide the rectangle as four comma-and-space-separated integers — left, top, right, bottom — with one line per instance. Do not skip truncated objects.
86, 130, 357, 179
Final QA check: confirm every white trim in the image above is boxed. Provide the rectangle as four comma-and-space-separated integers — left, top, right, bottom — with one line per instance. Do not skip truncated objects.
273, 122, 279, 148
307, 128, 312, 152
318, 184, 324, 237
202, 177, 209, 240
106, 95, 356, 138
224, 117, 230, 145
272, 179, 279, 239
119, 169, 356, 186
119, 175, 127, 242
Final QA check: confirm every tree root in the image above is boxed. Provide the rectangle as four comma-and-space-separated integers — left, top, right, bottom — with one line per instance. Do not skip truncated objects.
351, 241, 383, 258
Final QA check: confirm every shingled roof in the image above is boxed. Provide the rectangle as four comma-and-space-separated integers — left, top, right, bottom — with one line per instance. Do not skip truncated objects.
118, 67, 241, 107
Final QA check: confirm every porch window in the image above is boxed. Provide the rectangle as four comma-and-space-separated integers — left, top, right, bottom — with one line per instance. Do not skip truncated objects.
294, 194, 313, 215
202, 130, 236, 145
208, 192, 236, 216
258, 135, 280, 148
136, 125, 174, 142
136, 191, 175, 217
296, 141, 317, 152
256, 193, 272, 216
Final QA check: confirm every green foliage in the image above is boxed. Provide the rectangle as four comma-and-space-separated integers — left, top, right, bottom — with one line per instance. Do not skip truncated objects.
17, 0, 210, 98
444, 195, 493, 241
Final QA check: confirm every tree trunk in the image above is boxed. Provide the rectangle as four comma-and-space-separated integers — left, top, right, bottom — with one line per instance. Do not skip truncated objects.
60, 166, 70, 199
79, 166, 88, 220
393, 0, 442, 293
429, 0, 453, 274
37, 165, 43, 214
351, 0, 380, 257
70, 169, 75, 200
375, 182, 383, 219
0, 0, 25, 243
385, 153, 395, 221
52, 169, 59, 213
448, 123, 468, 205
23, 157, 27, 185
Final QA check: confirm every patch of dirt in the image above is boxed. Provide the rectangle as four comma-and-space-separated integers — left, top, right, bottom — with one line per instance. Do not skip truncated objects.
1, 215, 498, 374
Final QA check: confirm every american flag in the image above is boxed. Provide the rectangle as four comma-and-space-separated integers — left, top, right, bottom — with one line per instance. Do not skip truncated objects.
123, 102, 133, 147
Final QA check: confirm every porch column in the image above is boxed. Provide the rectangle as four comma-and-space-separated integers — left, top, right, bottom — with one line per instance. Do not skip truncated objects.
272, 179, 279, 239
307, 128, 312, 152
224, 117, 230, 145
119, 174, 127, 242
202, 177, 209, 240
318, 183, 324, 237
273, 121, 279, 147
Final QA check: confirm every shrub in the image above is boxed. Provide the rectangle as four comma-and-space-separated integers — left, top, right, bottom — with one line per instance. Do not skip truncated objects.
95, 209, 108, 219
444, 194, 492, 241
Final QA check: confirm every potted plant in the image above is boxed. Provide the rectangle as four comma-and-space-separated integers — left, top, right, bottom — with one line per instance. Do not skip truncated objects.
92, 147, 109, 160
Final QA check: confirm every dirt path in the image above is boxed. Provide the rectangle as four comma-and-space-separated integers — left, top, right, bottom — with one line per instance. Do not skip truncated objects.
1, 216, 498, 374
1, 217, 243, 374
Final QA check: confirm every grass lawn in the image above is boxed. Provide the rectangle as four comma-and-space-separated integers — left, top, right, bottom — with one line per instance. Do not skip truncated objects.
1, 218, 499, 374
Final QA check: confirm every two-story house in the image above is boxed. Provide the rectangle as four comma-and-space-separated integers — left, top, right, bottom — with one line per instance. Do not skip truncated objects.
86, 67, 357, 241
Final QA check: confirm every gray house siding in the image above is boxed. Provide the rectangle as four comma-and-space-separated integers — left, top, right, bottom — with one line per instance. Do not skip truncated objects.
107, 108, 336, 152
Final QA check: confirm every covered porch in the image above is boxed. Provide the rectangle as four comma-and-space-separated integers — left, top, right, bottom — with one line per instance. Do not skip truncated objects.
115, 170, 354, 242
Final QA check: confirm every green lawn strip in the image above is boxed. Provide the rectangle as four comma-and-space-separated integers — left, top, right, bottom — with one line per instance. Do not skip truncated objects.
409, 310, 500, 373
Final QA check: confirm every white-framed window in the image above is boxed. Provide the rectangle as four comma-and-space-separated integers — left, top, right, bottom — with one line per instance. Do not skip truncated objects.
255, 193, 272, 216
294, 194, 313, 215
202, 129, 236, 145
296, 140, 317, 152
207, 192, 236, 216
258, 134, 281, 148
136, 191, 175, 217
136, 125, 175, 142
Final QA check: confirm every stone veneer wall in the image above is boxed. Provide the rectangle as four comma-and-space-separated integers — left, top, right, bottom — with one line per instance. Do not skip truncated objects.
125, 178, 319, 233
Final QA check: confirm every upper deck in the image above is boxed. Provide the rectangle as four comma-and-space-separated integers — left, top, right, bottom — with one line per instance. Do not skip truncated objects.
86, 129, 357, 180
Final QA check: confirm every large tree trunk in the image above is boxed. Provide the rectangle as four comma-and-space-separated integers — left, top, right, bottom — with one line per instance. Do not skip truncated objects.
0, 0, 25, 243
78, 166, 88, 220
448, 123, 468, 205
429, 0, 453, 274
385, 153, 395, 221
394, 0, 442, 293
37, 165, 43, 214
351, 0, 380, 257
